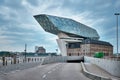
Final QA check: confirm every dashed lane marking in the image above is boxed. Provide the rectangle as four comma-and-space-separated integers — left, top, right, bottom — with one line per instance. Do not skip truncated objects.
48, 71, 52, 74
42, 74, 47, 79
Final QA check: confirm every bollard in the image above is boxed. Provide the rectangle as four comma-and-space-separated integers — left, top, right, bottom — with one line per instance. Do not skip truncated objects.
2, 57, 5, 66
13, 56, 16, 64
30, 58, 31, 61
6, 60, 7, 66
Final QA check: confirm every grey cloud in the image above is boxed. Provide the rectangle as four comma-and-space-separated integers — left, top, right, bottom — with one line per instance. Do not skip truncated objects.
0, 0, 119, 52
59, 0, 114, 18
26, 0, 39, 6
4, 0, 25, 9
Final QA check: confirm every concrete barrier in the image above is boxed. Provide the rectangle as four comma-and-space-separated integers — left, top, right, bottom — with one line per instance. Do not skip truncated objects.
67, 56, 83, 60
41, 56, 67, 65
81, 62, 111, 80
41, 56, 84, 65
84, 56, 120, 77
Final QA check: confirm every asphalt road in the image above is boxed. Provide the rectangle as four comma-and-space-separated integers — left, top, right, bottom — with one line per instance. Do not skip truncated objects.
2, 63, 91, 80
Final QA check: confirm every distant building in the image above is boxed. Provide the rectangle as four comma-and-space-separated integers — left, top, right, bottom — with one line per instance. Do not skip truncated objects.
23, 52, 57, 57
35, 46, 46, 53
34, 14, 113, 56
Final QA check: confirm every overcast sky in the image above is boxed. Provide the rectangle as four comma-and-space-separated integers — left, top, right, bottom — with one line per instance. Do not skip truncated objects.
0, 0, 120, 53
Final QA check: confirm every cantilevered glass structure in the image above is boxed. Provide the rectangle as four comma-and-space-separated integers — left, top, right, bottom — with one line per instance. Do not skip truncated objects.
34, 14, 99, 40
34, 14, 102, 56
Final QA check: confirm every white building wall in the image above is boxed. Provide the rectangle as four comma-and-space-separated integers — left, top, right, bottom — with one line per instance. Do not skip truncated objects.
57, 32, 83, 56
57, 39, 67, 56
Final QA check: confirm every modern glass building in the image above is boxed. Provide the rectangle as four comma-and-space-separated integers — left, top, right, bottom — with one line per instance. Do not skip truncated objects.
34, 14, 113, 56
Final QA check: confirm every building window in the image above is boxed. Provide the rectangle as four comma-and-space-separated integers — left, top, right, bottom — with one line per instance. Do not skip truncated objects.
69, 53, 71, 56
68, 42, 81, 48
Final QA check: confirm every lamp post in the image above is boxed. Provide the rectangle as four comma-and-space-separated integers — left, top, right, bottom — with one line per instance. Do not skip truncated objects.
114, 13, 120, 59
24, 44, 27, 62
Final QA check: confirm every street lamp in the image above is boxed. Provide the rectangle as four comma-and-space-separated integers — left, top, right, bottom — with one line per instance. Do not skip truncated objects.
24, 44, 27, 62
114, 13, 120, 59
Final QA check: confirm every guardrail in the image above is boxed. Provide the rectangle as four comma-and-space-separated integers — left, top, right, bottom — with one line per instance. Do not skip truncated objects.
41, 56, 66, 65
81, 62, 111, 80
84, 56, 120, 78
0, 57, 45, 66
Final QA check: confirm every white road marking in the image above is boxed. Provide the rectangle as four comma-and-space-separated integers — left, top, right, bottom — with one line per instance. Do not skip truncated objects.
41, 63, 63, 79
48, 71, 52, 74
11, 70, 20, 73
42, 74, 47, 79
15, 70, 20, 72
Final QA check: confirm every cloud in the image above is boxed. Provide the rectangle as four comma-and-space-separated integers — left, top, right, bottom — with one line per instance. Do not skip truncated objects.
26, 0, 39, 6
0, 39, 15, 45
0, 0, 120, 53
0, 28, 15, 44
115, 0, 120, 8
23, 0, 106, 28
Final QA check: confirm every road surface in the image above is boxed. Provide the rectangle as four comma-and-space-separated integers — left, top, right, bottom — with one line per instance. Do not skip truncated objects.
1, 63, 91, 80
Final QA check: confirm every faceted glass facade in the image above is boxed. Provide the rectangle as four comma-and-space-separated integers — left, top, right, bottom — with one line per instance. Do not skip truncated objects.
34, 14, 100, 40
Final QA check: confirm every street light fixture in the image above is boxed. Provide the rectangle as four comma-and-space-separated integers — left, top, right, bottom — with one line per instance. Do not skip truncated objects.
114, 13, 120, 59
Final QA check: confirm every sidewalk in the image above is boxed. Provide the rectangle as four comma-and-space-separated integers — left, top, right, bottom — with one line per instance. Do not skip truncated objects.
0, 62, 41, 73
84, 63, 120, 80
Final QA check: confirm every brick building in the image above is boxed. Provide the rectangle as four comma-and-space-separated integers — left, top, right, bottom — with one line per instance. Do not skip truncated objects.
67, 39, 113, 56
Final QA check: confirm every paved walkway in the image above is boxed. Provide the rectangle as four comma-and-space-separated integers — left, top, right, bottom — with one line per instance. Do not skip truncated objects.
84, 63, 120, 80
0, 62, 41, 73
0, 63, 91, 80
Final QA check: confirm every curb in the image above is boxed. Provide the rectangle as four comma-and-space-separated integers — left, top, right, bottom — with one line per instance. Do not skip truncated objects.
81, 62, 112, 80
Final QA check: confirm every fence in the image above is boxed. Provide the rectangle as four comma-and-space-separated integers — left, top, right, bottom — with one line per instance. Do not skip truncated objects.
0, 56, 45, 67
41, 56, 67, 65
